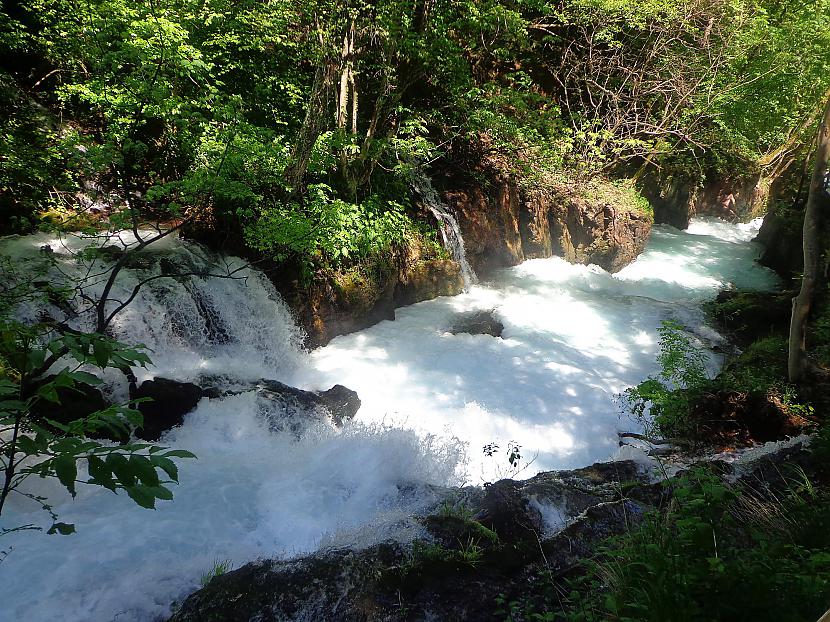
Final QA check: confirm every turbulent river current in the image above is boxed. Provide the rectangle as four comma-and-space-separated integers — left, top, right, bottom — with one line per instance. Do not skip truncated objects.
0, 217, 778, 621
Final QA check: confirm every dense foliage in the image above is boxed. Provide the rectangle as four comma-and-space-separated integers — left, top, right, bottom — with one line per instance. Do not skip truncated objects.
1, 0, 828, 268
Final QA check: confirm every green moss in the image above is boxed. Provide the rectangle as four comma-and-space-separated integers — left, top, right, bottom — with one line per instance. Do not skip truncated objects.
575, 178, 654, 221
717, 336, 789, 394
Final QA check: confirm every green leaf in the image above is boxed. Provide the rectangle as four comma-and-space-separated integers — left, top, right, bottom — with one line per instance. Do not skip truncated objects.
86, 455, 116, 491
106, 453, 135, 487
53, 454, 78, 496
67, 371, 102, 386
47, 522, 76, 535
150, 455, 178, 482
125, 484, 156, 509
129, 454, 160, 487
146, 485, 174, 501
160, 449, 197, 459
92, 339, 112, 367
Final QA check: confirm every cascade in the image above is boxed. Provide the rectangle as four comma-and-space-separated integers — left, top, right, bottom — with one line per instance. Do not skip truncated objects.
0, 217, 780, 622
412, 175, 477, 289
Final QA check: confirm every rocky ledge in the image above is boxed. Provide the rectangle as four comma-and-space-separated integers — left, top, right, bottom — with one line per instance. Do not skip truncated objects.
167, 438, 813, 622
443, 179, 652, 278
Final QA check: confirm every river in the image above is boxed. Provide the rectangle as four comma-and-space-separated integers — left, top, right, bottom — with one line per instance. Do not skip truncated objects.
0, 217, 778, 621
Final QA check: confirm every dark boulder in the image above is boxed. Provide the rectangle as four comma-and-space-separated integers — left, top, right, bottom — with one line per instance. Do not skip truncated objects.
28, 376, 125, 441
316, 384, 362, 426
475, 479, 545, 543
708, 290, 792, 347
254, 379, 361, 434
132, 378, 204, 441
450, 310, 504, 337
756, 210, 803, 281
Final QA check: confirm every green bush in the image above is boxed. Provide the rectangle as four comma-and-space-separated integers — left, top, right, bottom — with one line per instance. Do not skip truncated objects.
622, 320, 709, 438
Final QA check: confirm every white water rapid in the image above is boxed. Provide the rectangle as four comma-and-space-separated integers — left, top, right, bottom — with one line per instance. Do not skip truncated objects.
0, 217, 778, 622
413, 176, 478, 289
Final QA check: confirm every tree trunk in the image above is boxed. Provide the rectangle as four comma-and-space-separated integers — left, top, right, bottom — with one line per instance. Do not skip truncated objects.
287, 61, 337, 194
788, 98, 830, 382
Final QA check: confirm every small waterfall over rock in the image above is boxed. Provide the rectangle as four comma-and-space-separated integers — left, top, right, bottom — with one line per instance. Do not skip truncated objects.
413, 175, 477, 289
1, 231, 307, 388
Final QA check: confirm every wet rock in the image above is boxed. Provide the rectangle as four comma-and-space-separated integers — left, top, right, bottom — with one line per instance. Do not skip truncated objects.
475, 479, 545, 542
709, 290, 792, 347
394, 259, 464, 307
254, 379, 361, 434
450, 310, 504, 337
546, 189, 651, 273
316, 384, 362, 426
168, 459, 660, 622
29, 375, 112, 433
132, 378, 204, 441
637, 172, 694, 229
443, 176, 651, 277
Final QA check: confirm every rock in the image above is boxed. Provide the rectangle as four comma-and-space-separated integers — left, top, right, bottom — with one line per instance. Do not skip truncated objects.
449, 310, 504, 337
168, 459, 660, 622
170, 442, 822, 622
475, 479, 545, 542
443, 176, 652, 278
546, 188, 651, 273
637, 172, 693, 229
170, 543, 406, 622
132, 378, 204, 441
316, 384, 362, 426
29, 375, 118, 440
756, 210, 803, 281
394, 259, 464, 307
709, 290, 792, 347
254, 379, 361, 434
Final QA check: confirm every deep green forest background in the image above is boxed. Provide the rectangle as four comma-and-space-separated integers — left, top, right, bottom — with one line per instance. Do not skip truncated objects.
2, 0, 829, 273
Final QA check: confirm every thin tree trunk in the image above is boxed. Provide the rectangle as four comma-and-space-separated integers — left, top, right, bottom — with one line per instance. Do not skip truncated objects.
788, 98, 830, 382
287, 61, 336, 194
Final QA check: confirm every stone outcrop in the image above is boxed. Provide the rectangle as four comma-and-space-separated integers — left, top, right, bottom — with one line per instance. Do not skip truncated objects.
277, 248, 464, 348
755, 210, 803, 280
133, 378, 204, 441
168, 442, 814, 622
130, 376, 360, 440
169, 459, 658, 622
449, 310, 504, 337
444, 180, 652, 278
638, 172, 695, 229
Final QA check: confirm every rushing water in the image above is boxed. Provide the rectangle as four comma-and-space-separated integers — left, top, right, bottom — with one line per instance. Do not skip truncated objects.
413, 176, 478, 289
0, 217, 778, 621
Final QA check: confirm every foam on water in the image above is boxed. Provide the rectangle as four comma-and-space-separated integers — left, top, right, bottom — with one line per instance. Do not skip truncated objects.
2, 394, 463, 621
296, 217, 778, 481
0, 216, 778, 621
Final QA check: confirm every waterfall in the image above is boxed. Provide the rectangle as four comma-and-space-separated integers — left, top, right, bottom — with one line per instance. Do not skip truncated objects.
0, 231, 307, 389
412, 175, 477, 289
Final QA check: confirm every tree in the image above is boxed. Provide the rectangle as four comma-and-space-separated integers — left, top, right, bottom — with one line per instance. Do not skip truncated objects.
788, 97, 830, 382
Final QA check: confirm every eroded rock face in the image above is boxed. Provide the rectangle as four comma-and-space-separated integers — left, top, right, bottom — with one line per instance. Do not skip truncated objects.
284, 256, 464, 348
169, 441, 817, 622
394, 259, 464, 307
756, 211, 803, 281
254, 379, 361, 434
168, 459, 661, 622
443, 180, 652, 278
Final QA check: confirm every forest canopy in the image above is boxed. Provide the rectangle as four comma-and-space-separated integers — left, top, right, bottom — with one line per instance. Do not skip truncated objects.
0, 0, 828, 269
